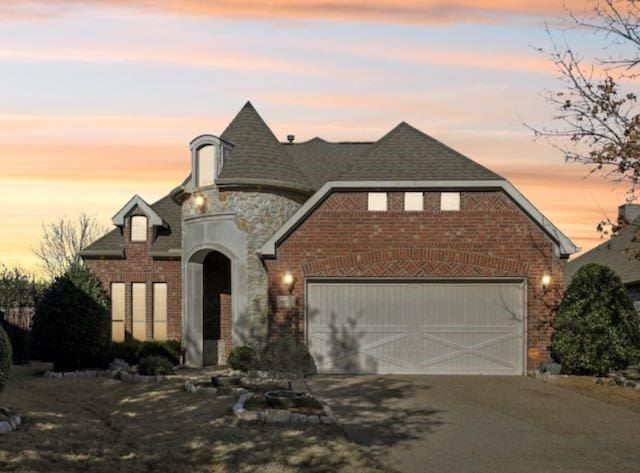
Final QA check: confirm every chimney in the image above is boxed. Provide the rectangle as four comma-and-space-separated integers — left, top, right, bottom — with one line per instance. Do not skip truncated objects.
287, 134, 295, 143
618, 203, 640, 224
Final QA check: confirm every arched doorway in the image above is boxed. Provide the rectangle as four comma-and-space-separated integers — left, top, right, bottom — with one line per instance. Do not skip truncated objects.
202, 251, 231, 365
185, 247, 234, 366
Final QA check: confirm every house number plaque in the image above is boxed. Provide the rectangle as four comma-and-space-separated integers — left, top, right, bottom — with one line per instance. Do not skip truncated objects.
277, 295, 296, 309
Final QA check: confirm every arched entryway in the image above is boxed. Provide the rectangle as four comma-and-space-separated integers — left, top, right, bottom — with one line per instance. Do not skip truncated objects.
185, 247, 235, 366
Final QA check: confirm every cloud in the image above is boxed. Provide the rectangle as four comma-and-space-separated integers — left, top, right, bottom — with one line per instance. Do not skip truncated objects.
0, 1, 592, 24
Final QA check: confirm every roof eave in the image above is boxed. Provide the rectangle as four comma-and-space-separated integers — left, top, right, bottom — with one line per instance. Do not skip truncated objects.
215, 177, 315, 195
79, 249, 125, 259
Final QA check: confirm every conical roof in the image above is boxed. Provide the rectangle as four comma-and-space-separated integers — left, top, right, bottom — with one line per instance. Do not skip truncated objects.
217, 101, 312, 191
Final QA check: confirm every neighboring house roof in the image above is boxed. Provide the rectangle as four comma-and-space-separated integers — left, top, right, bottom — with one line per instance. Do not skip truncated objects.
565, 220, 640, 285
80, 194, 182, 259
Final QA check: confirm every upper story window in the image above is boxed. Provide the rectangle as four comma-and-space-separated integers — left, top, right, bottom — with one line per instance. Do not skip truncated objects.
196, 144, 216, 187
190, 135, 234, 189
440, 192, 460, 211
368, 192, 387, 211
130, 216, 148, 242
404, 192, 423, 211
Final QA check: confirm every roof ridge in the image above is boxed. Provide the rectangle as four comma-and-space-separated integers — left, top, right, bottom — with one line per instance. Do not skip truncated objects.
567, 223, 638, 263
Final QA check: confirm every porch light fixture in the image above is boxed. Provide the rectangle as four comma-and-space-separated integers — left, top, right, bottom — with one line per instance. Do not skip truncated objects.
541, 273, 552, 291
282, 271, 295, 293
193, 194, 206, 210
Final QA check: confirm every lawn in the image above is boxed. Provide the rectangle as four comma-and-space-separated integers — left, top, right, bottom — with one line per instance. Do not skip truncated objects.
545, 375, 640, 414
0, 364, 385, 473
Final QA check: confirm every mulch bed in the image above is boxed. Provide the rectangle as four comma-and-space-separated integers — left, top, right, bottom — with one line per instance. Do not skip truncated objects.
243, 394, 325, 416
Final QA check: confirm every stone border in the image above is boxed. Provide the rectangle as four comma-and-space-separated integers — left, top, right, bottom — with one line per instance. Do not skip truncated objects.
531, 369, 640, 390
232, 392, 336, 425
44, 369, 180, 384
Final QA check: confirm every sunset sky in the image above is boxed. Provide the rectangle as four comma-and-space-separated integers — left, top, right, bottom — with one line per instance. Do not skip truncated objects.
0, 0, 632, 275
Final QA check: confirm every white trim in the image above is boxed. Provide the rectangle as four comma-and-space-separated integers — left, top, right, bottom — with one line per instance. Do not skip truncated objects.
112, 195, 164, 227
258, 180, 579, 257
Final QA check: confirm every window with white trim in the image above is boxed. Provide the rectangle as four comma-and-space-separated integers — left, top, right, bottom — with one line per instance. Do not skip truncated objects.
130, 216, 147, 242
153, 283, 168, 341
196, 144, 216, 187
404, 192, 423, 211
368, 192, 387, 211
111, 283, 125, 342
132, 283, 147, 341
440, 192, 460, 211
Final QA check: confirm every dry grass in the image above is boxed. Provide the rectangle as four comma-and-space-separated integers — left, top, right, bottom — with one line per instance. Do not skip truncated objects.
0, 364, 385, 473
547, 375, 640, 414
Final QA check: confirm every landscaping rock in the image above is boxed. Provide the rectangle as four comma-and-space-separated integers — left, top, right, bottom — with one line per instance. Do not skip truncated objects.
290, 413, 307, 425
184, 381, 197, 393
306, 415, 320, 425
110, 358, 130, 372
0, 421, 11, 435
265, 409, 291, 424
237, 410, 262, 422
320, 416, 335, 425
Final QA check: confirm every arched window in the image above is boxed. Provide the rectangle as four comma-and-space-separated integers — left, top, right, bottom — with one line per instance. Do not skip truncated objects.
130, 215, 148, 242
196, 144, 216, 187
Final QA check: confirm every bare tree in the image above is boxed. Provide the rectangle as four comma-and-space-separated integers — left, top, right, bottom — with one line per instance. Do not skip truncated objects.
531, 0, 640, 232
33, 214, 108, 279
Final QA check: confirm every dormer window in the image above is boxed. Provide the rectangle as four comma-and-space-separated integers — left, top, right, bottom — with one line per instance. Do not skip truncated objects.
131, 216, 148, 242
190, 135, 234, 189
196, 144, 216, 187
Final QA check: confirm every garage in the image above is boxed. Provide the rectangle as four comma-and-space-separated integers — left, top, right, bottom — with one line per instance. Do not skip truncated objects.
306, 279, 526, 375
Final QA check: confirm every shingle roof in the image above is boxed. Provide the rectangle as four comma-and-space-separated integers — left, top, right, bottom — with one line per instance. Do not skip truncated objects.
81, 194, 181, 258
217, 102, 313, 191
565, 220, 640, 285
338, 122, 501, 181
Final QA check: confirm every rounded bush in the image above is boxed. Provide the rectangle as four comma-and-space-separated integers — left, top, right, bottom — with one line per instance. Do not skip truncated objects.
110, 340, 142, 365
260, 335, 317, 377
137, 340, 181, 365
0, 325, 12, 391
552, 263, 640, 375
227, 345, 258, 372
138, 355, 174, 376
31, 263, 109, 371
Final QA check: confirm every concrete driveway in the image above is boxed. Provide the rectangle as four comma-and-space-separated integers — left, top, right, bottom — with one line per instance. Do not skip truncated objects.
307, 375, 640, 473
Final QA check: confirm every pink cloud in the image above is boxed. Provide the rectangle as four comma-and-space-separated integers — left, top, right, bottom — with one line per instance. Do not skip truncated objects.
0, 1, 592, 24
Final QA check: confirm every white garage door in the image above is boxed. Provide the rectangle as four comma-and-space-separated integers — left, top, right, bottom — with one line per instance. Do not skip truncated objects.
306, 280, 525, 375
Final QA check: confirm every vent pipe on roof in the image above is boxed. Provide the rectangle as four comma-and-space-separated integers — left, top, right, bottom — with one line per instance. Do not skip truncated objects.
287, 134, 295, 143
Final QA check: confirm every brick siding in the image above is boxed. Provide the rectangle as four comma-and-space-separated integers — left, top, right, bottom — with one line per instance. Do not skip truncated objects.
265, 190, 567, 370
85, 212, 182, 342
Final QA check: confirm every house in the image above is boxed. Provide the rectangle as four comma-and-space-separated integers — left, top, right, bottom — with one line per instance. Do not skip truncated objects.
80, 101, 578, 375
565, 204, 640, 309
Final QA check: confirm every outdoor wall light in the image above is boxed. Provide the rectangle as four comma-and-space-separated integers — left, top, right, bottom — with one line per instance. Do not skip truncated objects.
541, 273, 552, 291
282, 271, 295, 293
193, 194, 206, 210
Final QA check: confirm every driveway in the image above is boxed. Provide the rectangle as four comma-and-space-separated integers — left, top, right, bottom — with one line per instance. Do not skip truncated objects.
307, 375, 640, 473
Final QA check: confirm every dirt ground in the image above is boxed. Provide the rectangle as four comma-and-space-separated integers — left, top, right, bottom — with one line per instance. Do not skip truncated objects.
0, 364, 385, 473
545, 375, 640, 414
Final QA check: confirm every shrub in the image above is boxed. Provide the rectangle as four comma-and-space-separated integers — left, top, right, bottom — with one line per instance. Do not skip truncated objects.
260, 335, 317, 377
137, 340, 182, 365
227, 345, 259, 372
138, 356, 174, 376
109, 340, 142, 365
552, 263, 640, 375
0, 320, 30, 365
0, 325, 12, 391
31, 263, 109, 371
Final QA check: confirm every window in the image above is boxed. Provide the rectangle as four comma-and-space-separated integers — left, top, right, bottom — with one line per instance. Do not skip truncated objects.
368, 192, 387, 211
404, 192, 423, 211
196, 144, 216, 187
441, 192, 461, 211
130, 216, 147, 242
153, 283, 168, 341
132, 283, 147, 341
111, 283, 125, 342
